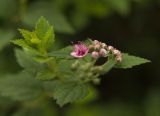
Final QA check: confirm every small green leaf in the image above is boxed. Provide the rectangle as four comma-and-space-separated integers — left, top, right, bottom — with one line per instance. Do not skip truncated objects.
11, 39, 40, 55
48, 46, 73, 59
35, 16, 55, 50
48, 51, 72, 59
101, 58, 116, 74
36, 70, 56, 81
11, 39, 29, 48
115, 53, 150, 69
53, 81, 89, 106
18, 29, 32, 42
36, 17, 54, 41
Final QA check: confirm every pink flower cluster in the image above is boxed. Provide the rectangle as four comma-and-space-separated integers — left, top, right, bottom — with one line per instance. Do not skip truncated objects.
89, 40, 108, 59
108, 46, 122, 62
70, 40, 122, 62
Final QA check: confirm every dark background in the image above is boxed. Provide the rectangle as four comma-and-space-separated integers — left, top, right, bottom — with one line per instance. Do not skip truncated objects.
0, 0, 159, 116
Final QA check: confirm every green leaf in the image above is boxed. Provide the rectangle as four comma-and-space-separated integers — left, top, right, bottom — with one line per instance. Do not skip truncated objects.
35, 16, 55, 49
15, 49, 40, 74
48, 46, 73, 59
11, 39, 29, 48
0, 30, 15, 51
18, 29, 32, 42
57, 59, 75, 75
101, 58, 116, 74
11, 39, 40, 55
0, 71, 43, 101
115, 53, 150, 69
48, 51, 72, 59
35, 16, 54, 40
53, 81, 89, 106
36, 70, 56, 81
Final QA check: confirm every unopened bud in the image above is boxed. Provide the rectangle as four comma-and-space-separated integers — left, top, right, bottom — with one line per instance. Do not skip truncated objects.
116, 56, 122, 62
91, 51, 99, 59
99, 48, 108, 57
80, 63, 92, 71
113, 49, 121, 56
93, 40, 100, 45
93, 40, 101, 49
108, 46, 114, 51
71, 60, 79, 69
93, 78, 101, 85
101, 43, 107, 48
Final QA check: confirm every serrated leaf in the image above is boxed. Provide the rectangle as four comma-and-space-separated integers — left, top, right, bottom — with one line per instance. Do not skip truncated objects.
35, 16, 55, 49
36, 70, 56, 81
35, 16, 54, 40
53, 81, 89, 106
11, 39, 29, 48
12, 39, 40, 55
18, 29, 32, 42
115, 53, 150, 69
0, 71, 43, 101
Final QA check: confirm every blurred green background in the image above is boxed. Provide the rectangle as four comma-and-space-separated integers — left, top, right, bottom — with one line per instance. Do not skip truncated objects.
0, 0, 159, 116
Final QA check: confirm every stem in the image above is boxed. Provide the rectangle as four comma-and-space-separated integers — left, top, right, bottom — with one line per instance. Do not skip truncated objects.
19, 0, 28, 19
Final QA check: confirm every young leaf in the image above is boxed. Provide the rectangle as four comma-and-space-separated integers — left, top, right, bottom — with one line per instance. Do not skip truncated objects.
18, 29, 32, 42
35, 16, 55, 48
101, 58, 116, 74
115, 53, 150, 69
53, 81, 89, 106
11, 39, 29, 48
48, 46, 73, 59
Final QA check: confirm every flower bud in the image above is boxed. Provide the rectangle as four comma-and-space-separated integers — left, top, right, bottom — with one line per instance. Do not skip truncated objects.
92, 78, 101, 85
93, 40, 99, 45
93, 40, 101, 49
99, 48, 108, 57
108, 46, 114, 51
101, 43, 107, 48
91, 51, 99, 59
116, 56, 122, 62
71, 60, 79, 69
113, 49, 121, 56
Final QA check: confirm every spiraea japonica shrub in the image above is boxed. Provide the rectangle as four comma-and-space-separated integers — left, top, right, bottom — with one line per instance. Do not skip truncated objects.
9, 17, 150, 107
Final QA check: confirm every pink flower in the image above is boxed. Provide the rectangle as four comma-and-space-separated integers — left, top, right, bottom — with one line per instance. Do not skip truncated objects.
71, 42, 89, 58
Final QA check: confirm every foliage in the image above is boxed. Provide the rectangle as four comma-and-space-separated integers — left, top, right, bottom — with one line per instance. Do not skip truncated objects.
10, 17, 150, 106
0, 0, 156, 115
